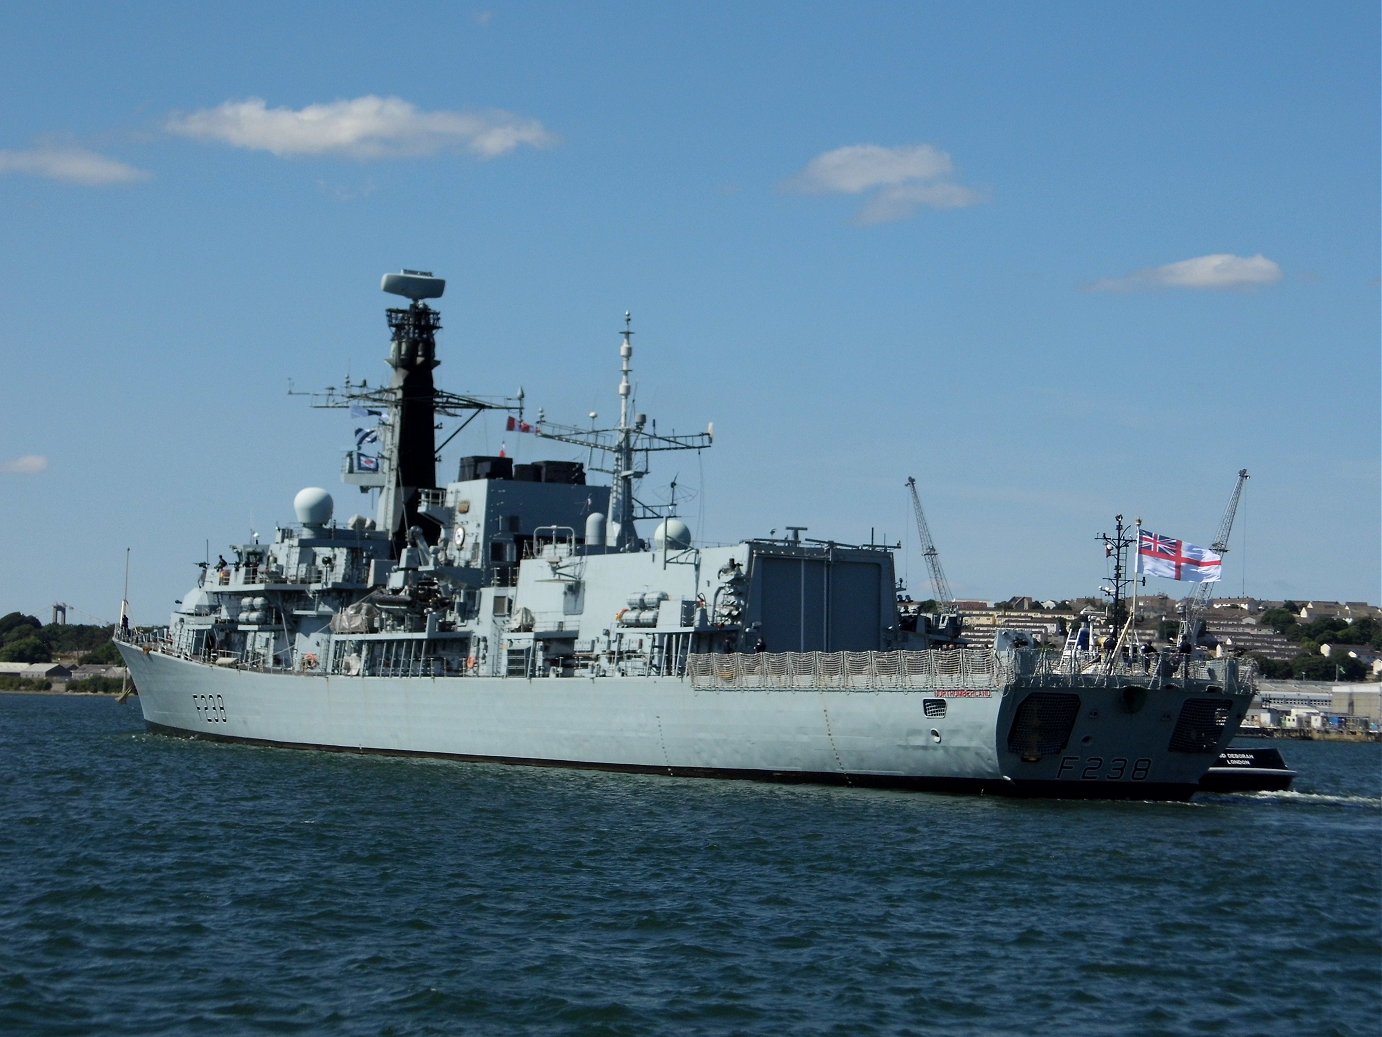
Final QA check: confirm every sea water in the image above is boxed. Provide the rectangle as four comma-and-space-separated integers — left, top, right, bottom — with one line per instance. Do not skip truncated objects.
2, 694, 1378, 1036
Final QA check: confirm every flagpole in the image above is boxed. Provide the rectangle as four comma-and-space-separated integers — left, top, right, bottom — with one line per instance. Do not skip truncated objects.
1131, 518, 1141, 649
117, 546, 133, 703
120, 546, 130, 633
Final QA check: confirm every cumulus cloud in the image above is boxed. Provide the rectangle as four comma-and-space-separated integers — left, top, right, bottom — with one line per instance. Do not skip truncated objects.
165, 95, 556, 160
1, 455, 48, 475
1088, 253, 1283, 292
0, 145, 150, 185
786, 144, 983, 223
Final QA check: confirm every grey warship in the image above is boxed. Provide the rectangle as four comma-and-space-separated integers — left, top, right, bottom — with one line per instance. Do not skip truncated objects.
115, 270, 1257, 798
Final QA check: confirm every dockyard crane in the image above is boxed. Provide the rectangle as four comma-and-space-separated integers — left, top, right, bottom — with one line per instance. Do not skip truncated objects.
1180, 468, 1249, 647
906, 476, 958, 616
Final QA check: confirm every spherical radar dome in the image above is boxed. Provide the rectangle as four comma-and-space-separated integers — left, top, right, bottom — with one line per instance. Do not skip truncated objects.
654, 518, 693, 551
294, 487, 334, 526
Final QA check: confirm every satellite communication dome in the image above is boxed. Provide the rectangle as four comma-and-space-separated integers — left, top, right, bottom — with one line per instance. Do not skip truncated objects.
654, 518, 693, 551
294, 487, 334, 527
585, 512, 606, 546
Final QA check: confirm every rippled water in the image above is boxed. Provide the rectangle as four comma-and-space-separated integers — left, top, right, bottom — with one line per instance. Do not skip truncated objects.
3, 694, 1378, 1036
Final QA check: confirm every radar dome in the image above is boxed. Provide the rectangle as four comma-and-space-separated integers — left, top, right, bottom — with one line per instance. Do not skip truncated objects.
294, 487, 334, 527
654, 518, 693, 551
585, 512, 606, 546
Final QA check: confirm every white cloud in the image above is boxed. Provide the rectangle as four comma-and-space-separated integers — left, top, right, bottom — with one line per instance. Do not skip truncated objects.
1, 455, 48, 475
0, 145, 150, 185
792, 144, 953, 194
165, 96, 557, 160
787, 144, 983, 223
858, 182, 985, 224
1089, 253, 1283, 292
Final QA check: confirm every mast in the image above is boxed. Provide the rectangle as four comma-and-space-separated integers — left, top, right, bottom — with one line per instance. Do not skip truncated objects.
301, 271, 521, 558
1130, 517, 1142, 648
608, 313, 638, 550
534, 313, 714, 551
381, 272, 444, 552
1097, 515, 1136, 662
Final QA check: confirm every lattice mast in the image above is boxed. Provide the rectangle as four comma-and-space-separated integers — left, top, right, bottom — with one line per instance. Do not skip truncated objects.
1097, 514, 1139, 656
532, 313, 713, 551
1180, 468, 1249, 646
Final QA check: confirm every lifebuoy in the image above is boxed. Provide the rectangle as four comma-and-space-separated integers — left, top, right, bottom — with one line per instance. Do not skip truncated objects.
466, 655, 477, 671
303, 653, 318, 669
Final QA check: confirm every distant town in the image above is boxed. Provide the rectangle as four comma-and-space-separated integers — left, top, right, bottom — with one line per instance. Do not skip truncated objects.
3, 594, 1379, 738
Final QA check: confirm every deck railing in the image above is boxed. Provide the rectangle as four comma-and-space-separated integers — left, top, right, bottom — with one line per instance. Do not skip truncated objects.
687, 649, 1011, 690
687, 648, 1253, 694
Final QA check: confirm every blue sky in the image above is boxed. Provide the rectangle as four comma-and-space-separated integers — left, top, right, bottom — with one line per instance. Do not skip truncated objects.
1, 1, 1377, 626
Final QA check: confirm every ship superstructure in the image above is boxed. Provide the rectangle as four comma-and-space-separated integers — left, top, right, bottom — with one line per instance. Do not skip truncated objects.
116, 271, 1257, 799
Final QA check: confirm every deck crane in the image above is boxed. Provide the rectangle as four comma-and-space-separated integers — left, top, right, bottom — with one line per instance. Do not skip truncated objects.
1179, 468, 1249, 648
906, 477, 963, 644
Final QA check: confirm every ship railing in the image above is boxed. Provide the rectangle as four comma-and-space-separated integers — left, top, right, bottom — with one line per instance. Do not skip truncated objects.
686, 648, 1256, 695
366, 658, 453, 678
530, 526, 577, 560
121, 632, 284, 672
120, 629, 179, 653
527, 612, 575, 633
1030, 650, 1255, 695
687, 649, 1011, 690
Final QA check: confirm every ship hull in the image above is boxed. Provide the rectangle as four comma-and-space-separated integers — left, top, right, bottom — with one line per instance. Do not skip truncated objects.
119, 645, 1232, 800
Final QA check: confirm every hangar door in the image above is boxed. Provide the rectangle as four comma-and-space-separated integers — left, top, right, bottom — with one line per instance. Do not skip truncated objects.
754, 556, 883, 653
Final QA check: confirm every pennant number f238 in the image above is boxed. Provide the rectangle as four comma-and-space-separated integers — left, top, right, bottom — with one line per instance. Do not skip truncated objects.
192, 694, 228, 723
1057, 756, 1152, 781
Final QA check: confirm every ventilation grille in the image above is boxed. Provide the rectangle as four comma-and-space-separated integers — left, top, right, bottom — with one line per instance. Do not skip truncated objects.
923, 699, 947, 718
1006, 692, 1081, 757
1168, 698, 1231, 753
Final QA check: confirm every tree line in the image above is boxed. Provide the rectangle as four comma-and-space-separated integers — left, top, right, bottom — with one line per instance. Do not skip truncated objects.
1251, 607, 1381, 681
0, 613, 122, 666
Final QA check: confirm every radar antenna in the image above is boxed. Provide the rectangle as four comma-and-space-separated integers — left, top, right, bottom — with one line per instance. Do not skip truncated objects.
533, 314, 713, 551
296, 272, 521, 554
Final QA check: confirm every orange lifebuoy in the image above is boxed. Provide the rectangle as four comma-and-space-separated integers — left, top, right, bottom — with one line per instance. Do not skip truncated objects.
466, 655, 477, 671
303, 653, 318, 669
